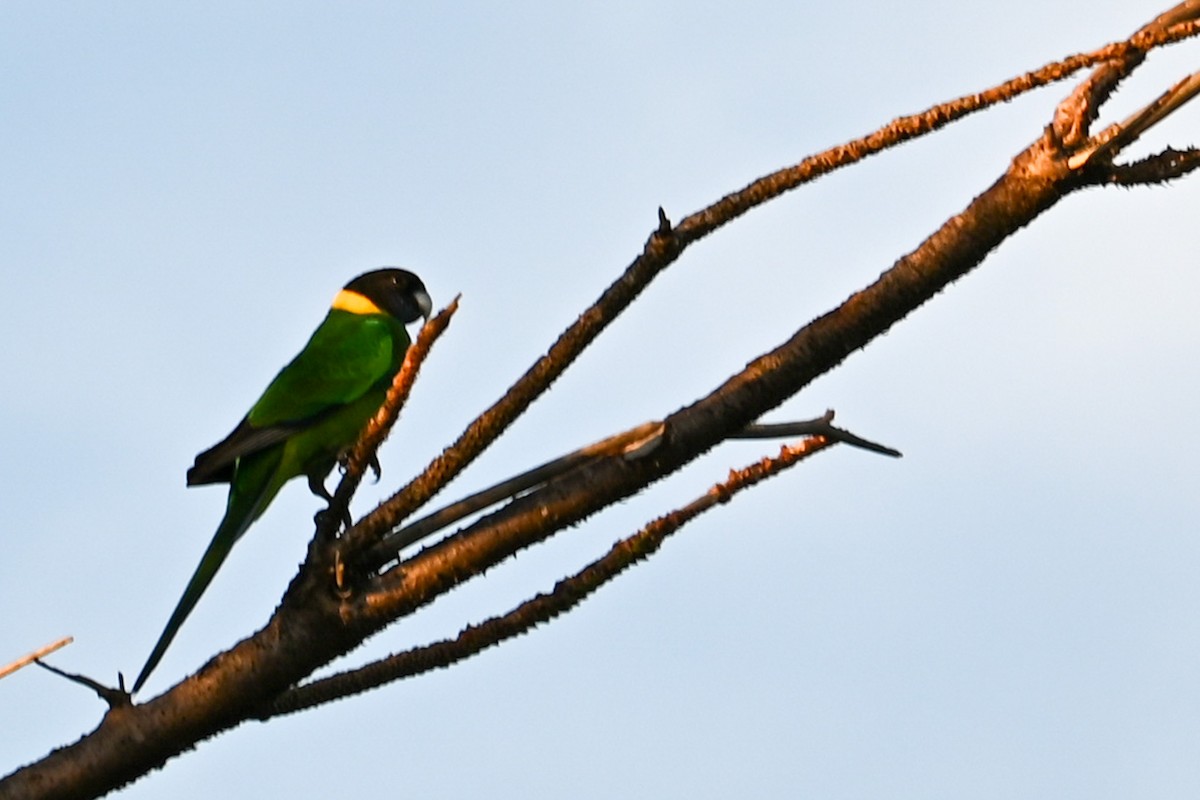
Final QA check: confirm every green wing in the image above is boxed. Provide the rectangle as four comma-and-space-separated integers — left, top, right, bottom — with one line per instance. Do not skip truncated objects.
188, 312, 399, 485
138, 306, 413, 693
249, 311, 396, 425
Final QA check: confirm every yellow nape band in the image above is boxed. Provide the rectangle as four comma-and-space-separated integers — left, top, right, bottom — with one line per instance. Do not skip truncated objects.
332, 289, 384, 315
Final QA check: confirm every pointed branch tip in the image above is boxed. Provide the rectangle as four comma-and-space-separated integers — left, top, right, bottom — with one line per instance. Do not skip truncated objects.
1107, 146, 1200, 185
657, 206, 672, 234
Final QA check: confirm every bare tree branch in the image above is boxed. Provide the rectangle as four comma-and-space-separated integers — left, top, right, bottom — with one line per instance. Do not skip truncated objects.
335, 12, 1200, 563
1106, 146, 1200, 184
735, 414, 903, 457
373, 411, 898, 562
261, 435, 836, 717
33, 662, 127, 709
3, 5, 1196, 797
345, 7, 1200, 645
0, 638, 73, 681
1068, 71, 1200, 169
378, 421, 665, 557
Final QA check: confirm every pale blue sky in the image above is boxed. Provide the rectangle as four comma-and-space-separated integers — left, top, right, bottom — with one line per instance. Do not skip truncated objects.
3, 3, 1199, 798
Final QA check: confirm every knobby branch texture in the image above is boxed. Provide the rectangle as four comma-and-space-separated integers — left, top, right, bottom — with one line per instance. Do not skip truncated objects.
262, 436, 834, 717
4, 4, 1197, 798
335, 11, 1200, 563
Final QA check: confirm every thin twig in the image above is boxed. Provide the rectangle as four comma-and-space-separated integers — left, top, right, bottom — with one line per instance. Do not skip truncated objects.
381, 422, 663, 554
673, 16, 1200, 248
1107, 146, 1200, 184
35, 661, 130, 708
262, 435, 835, 717
0, 637, 73, 680
735, 413, 903, 457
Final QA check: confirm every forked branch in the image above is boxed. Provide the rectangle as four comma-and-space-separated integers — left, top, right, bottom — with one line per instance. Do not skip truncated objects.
336, 10, 1200, 563
342, 3, 1200, 640
3, 6, 1196, 798
371, 410, 899, 562
263, 435, 836, 717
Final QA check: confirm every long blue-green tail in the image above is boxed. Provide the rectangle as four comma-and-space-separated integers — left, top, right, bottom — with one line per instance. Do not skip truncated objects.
131, 521, 239, 693
133, 450, 282, 694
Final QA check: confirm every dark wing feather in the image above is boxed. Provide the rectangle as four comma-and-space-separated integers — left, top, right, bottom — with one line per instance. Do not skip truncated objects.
187, 313, 397, 486
186, 418, 297, 485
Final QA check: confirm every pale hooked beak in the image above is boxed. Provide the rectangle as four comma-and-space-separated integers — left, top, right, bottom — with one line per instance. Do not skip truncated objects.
414, 289, 433, 323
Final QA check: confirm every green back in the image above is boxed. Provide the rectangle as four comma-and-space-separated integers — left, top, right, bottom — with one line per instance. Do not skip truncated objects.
247, 310, 409, 428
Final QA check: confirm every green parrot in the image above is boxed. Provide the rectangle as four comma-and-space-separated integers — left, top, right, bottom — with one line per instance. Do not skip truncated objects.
132, 268, 432, 694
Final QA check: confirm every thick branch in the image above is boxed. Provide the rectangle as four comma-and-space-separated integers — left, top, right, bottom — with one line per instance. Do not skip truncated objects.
4, 6, 1196, 797
347, 132, 1080, 637
335, 15, 1200, 561
376, 412, 897, 559
261, 436, 835, 716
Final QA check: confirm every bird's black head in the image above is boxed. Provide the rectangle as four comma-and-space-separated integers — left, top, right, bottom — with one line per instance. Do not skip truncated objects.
343, 268, 432, 324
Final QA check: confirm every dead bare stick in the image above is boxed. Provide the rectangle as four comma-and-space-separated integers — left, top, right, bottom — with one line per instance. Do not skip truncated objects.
0, 637, 73, 680
34, 661, 130, 708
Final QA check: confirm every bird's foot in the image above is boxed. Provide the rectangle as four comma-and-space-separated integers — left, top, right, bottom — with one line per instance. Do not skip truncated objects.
314, 505, 353, 532
334, 450, 380, 482
308, 473, 334, 503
